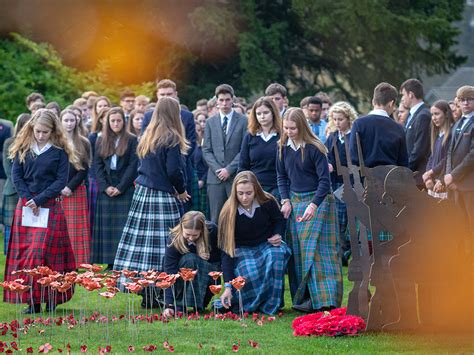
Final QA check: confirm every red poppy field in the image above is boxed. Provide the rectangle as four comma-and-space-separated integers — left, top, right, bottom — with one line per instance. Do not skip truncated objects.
0, 250, 472, 353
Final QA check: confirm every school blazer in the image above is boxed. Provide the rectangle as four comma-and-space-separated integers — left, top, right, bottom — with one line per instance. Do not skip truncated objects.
94, 137, 139, 193
202, 112, 248, 184
446, 117, 474, 191
406, 103, 431, 179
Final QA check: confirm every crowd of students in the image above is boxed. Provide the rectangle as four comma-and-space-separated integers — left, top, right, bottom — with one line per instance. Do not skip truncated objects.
1, 78, 472, 316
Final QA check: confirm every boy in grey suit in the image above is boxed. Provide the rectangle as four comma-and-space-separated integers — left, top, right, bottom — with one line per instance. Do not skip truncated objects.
202, 84, 248, 222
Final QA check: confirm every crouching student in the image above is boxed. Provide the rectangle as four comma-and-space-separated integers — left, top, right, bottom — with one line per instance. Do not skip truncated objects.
162, 211, 220, 317
218, 171, 291, 315
4, 109, 78, 313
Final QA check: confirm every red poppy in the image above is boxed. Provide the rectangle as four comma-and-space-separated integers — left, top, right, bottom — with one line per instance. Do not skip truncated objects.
57, 349, 63, 353
80, 345, 87, 353
179, 268, 197, 282
124, 282, 143, 294
230, 276, 246, 290
247, 340, 259, 349
128, 345, 135, 352
157, 272, 169, 280
162, 341, 169, 349
143, 344, 157, 352
122, 270, 138, 279
209, 285, 222, 295
208, 271, 223, 281
79, 263, 93, 270
56, 282, 72, 293
99, 292, 116, 299
155, 281, 172, 290
10, 342, 18, 351
232, 344, 239, 352
26, 347, 33, 353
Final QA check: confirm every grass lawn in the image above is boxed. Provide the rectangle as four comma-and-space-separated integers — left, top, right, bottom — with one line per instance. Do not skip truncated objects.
0, 233, 472, 354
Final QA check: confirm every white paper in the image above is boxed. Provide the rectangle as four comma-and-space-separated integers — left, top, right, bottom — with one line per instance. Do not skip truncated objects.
21, 207, 49, 228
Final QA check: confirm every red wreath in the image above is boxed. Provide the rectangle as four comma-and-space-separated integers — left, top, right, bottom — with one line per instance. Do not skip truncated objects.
292, 307, 365, 337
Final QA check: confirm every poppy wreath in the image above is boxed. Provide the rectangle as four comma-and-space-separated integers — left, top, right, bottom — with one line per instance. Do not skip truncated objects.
292, 307, 366, 337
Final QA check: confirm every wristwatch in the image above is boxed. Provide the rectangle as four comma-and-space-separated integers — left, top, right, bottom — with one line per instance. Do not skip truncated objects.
280, 198, 290, 205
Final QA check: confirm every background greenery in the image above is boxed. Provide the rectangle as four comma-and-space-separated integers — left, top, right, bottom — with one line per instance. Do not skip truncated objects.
0, 0, 467, 122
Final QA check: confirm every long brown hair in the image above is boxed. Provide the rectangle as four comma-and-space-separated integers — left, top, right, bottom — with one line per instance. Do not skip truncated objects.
127, 109, 144, 137
91, 96, 111, 133
60, 109, 91, 168
9, 109, 81, 169
137, 97, 189, 158
218, 171, 276, 257
97, 107, 134, 158
278, 107, 328, 161
248, 96, 282, 136
169, 211, 210, 260
430, 100, 454, 153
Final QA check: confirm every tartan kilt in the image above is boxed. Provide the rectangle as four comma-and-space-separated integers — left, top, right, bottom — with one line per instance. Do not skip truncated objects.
91, 185, 134, 265
88, 176, 99, 237
114, 184, 180, 288
287, 192, 343, 310
234, 241, 291, 315
170, 253, 220, 309
2, 193, 18, 254
197, 184, 209, 218
3, 198, 76, 304
62, 184, 91, 265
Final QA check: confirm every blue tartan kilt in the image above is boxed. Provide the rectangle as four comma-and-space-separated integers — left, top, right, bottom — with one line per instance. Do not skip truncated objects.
234, 241, 291, 315
114, 184, 181, 289
288, 192, 343, 310
2, 193, 18, 254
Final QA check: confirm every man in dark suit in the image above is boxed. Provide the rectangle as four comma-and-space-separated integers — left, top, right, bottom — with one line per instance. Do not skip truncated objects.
350, 82, 408, 168
202, 84, 248, 222
444, 85, 474, 239
142, 79, 196, 212
400, 78, 431, 187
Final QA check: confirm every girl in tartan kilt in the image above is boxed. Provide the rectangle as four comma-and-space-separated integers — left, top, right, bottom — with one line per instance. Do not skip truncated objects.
113, 97, 190, 294
162, 211, 220, 318
325, 102, 358, 266
91, 107, 138, 269
4, 109, 80, 313
87, 97, 111, 237
218, 171, 291, 315
238, 97, 282, 200
60, 109, 92, 265
277, 107, 343, 313
2, 113, 30, 254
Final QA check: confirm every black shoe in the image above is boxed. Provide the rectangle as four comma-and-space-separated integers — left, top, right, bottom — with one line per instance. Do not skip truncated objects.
46, 303, 56, 312
22, 304, 41, 314
292, 299, 314, 313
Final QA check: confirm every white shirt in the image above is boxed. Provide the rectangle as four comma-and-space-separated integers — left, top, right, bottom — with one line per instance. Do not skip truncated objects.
256, 130, 277, 142
32, 142, 52, 156
220, 110, 234, 135
287, 138, 305, 151
110, 138, 120, 170
409, 101, 424, 117
368, 109, 390, 118
237, 200, 260, 218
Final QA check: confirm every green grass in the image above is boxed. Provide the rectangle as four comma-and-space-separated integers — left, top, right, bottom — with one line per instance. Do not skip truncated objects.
0, 233, 472, 354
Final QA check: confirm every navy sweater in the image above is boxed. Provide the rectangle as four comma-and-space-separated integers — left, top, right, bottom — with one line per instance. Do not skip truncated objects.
426, 133, 450, 179
350, 114, 408, 168
193, 145, 208, 181
221, 199, 285, 282
135, 144, 186, 194
276, 143, 331, 206
325, 131, 351, 188
12, 146, 69, 206
163, 222, 219, 304
238, 133, 279, 189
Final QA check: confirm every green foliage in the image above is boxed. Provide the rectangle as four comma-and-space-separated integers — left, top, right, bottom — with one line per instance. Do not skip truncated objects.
0, 33, 154, 122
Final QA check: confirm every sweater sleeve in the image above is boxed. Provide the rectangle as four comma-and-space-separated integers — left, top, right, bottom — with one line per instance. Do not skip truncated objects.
12, 156, 33, 201
311, 147, 331, 206
267, 199, 286, 236
116, 138, 138, 193
166, 145, 186, 194
163, 241, 182, 306
33, 150, 69, 206
67, 165, 88, 191
221, 251, 235, 282
238, 133, 251, 173
276, 148, 290, 200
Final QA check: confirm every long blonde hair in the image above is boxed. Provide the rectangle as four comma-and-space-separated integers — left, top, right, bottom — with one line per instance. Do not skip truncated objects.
278, 107, 327, 161
9, 109, 81, 169
137, 97, 189, 158
60, 109, 91, 169
218, 171, 276, 257
169, 211, 210, 260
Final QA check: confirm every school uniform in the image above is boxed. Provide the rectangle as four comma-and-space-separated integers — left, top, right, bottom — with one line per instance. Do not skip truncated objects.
114, 143, 186, 286
221, 199, 290, 314
350, 110, 408, 168
1, 138, 17, 254
193, 145, 209, 216
4, 145, 75, 305
426, 132, 450, 199
325, 131, 351, 260
87, 132, 99, 236
61, 157, 91, 265
238, 132, 280, 198
277, 140, 342, 310
92, 137, 138, 265
163, 222, 220, 309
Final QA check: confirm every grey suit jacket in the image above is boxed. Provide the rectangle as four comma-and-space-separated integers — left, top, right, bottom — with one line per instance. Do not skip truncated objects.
446, 117, 473, 191
202, 111, 248, 184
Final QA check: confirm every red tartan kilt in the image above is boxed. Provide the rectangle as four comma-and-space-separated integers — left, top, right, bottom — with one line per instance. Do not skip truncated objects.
3, 198, 76, 305
62, 184, 91, 265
